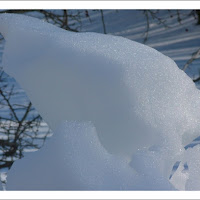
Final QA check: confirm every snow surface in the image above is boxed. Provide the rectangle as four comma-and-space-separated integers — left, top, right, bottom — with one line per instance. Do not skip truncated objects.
0, 13, 200, 190
7, 121, 174, 190
83, 10, 200, 77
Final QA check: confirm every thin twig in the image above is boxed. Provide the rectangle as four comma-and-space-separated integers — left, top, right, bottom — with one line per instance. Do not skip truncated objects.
183, 48, 200, 71
100, 10, 107, 34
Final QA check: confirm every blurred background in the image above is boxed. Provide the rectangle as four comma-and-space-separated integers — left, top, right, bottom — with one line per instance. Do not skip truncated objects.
0, 9, 200, 190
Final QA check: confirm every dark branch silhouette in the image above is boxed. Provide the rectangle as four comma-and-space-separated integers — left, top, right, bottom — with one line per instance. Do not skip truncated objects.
0, 70, 51, 177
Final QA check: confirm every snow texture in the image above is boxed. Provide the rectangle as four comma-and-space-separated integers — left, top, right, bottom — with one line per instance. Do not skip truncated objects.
7, 121, 174, 190
0, 13, 200, 190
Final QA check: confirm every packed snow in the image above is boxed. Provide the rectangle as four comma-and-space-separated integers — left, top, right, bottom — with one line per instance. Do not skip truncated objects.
7, 121, 175, 190
0, 13, 200, 190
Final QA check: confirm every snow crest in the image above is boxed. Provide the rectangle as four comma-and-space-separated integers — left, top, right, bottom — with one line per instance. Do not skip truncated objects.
0, 14, 200, 190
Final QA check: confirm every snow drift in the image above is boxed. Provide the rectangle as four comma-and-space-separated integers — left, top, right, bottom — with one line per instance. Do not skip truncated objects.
7, 121, 174, 190
0, 14, 200, 190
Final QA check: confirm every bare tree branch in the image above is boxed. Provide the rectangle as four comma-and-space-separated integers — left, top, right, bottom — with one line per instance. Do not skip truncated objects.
183, 48, 200, 71
100, 10, 107, 34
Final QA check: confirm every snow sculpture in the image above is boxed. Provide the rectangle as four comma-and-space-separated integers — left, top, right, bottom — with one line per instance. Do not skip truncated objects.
0, 14, 200, 190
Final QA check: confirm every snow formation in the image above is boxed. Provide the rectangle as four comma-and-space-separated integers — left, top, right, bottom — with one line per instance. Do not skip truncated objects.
0, 14, 200, 190
7, 121, 174, 190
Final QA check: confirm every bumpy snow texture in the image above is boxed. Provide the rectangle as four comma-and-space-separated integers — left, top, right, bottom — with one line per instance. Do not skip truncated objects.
0, 14, 200, 190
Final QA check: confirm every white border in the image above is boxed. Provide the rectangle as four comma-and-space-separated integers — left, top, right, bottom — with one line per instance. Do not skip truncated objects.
0, 191, 200, 199
0, 1, 199, 9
